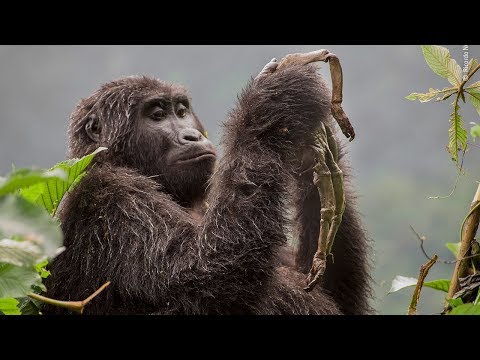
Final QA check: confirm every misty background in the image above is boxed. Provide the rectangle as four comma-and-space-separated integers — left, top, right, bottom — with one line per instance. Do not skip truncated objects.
1, 45, 479, 314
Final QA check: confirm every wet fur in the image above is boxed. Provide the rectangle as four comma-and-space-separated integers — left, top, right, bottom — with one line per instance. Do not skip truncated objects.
44, 65, 372, 314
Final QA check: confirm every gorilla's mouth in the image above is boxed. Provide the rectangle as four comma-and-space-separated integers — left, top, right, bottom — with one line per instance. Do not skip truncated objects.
176, 151, 216, 164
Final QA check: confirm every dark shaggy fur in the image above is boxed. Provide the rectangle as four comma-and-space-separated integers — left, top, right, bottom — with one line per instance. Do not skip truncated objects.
44, 64, 372, 314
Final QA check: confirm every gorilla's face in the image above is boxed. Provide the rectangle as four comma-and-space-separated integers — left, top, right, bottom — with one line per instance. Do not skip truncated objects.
133, 91, 216, 205
71, 77, 217, 207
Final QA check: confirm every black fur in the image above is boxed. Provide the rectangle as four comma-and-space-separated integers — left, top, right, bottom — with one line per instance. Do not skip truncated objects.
44, 65, 372, 314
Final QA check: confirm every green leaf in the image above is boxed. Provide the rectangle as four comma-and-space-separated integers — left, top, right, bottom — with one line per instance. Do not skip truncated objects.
0, 168, 66, 197
388, 276, 418, 294
0, 263, 41, 298
405, 87, 457, 103
0, 239, 42, 267
448, 104, 468, 165
474, 289, 480, 305
447, 297, 464, 308
34, 259, 50, 278
388, 276, 450, 294
470, 124, 480, 141
448, 303, 480, 315
469, 95, 480, 117
421, 45, 462, 86
467, 58, 479, 77
423, 279, 450, 292
0, 298, 21, 315
466, 80, 480, 91
446, 242, 461, 257
0, 195, 63, 262
20, 147, 107, 215
466, 82, 480, 116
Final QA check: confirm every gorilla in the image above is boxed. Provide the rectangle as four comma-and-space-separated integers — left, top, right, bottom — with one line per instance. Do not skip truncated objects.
44, 54, 372, 314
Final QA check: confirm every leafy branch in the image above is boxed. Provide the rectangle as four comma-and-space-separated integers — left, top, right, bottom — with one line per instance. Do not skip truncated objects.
0, 147, 107, 315
406, 45, 480, 166
390, 46, 480, 315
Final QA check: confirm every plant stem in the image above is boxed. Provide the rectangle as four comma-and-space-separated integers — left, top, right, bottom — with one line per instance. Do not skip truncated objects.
408, 254, 438, 315
464, 64, 480, 86
446, 184, 480, 305
28, 281, 110, 314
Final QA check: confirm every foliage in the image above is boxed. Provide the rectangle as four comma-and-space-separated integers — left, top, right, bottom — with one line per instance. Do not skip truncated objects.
448, 303, 480, 315
0, 148, 105, 315
389, 276, 450, 294
394, 45, 480, 315
406, 45, 480, 166
20, 147, 106, 216
445, 242, 461, 257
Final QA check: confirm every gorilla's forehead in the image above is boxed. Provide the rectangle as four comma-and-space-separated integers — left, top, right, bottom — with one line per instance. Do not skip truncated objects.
100, 75, 189, 99
78, 76, 191, 113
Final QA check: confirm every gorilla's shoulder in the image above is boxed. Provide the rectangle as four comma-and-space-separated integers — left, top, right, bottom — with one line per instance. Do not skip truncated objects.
68, 163, 162, 205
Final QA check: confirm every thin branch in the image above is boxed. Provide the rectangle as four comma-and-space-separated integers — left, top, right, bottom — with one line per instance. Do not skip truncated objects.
464, 64, 480, 86
410, 225, 434, 261
408, 254, 438, 315
29, 281, 110, 314
410, 225, 480, 264
456, 63, 480, 104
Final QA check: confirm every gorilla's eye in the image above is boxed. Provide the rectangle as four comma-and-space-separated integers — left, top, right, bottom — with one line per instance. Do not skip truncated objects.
150, 106, 166, 120
176, 103, 188, 118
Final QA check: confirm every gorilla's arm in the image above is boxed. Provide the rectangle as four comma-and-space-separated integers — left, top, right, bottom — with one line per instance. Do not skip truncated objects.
188, 65, 332, 310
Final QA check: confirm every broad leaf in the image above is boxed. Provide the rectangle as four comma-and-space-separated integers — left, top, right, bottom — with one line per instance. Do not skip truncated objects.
389, 276, 450, 294
424, 279, 450, 292
421, 45, 462, 86
467, 58, 479, 77
446, 242, 461, 257
406, 87, 457, 103
0, 195, 63, 262
0, 263, 41, 298
20, 147, 107, 215
475, 289, 480, 305
448, 303, 480, 315
0, 168, 66, 197
448, 58, 463, 87
472, 124, 480, 140
0, 298, 21, 315
388, 276, 417, 294
34, 259, 50, 278
466, 80, 480, 91
447, 297, 464, 308
466, 82, 480, 116
0, 239, 42, 267
448, 104, 468, 165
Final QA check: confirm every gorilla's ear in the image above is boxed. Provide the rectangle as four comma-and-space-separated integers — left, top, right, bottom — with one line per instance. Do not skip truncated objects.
85, 115, 101, 143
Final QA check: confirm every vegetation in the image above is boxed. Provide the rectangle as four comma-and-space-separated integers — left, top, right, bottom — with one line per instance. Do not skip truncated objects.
0, 147, 106, 315
390, 45, 480, 314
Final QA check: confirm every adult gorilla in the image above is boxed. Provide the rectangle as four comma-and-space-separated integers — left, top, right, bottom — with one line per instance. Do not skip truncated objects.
44, 54, 372, 314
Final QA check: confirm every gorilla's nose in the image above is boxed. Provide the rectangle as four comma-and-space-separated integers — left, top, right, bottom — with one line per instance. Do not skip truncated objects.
179, 129, 204, 144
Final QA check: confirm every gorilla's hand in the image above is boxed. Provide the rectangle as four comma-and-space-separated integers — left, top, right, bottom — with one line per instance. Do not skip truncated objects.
276, 49, 332, 70
256, 58, 278, 79
256, 50, 355, 141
